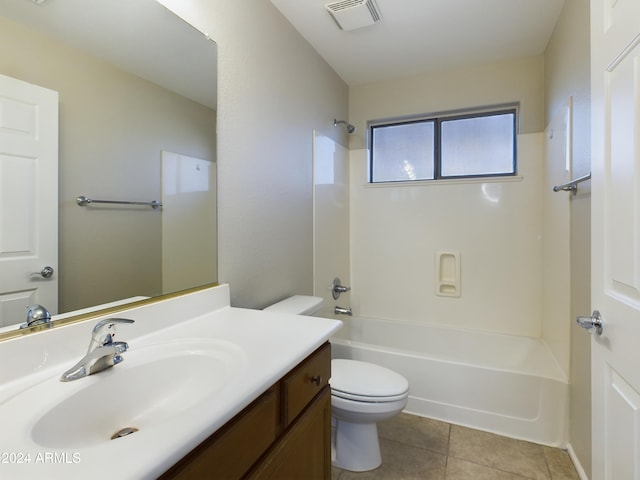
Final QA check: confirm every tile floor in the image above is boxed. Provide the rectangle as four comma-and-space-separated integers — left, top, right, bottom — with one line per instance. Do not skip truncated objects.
331, 413, 580, 480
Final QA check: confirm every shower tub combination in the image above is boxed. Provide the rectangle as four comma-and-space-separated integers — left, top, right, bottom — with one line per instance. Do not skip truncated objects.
330, 316, 568, 447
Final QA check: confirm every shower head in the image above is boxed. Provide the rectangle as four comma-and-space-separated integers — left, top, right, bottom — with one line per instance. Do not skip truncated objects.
334, 118, 356, 134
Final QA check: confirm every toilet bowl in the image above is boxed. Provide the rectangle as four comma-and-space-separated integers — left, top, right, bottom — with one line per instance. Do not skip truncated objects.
330, 358, 409, 471
264, 295, 410, 472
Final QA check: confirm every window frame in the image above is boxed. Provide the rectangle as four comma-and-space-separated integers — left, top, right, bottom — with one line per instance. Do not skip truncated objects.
368, 106, 519, 184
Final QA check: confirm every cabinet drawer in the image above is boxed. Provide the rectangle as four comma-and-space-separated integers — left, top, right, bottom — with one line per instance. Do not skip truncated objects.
282, 342, 331, 426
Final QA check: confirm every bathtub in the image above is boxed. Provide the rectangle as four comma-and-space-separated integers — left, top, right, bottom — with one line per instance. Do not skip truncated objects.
330, 316, 568, 447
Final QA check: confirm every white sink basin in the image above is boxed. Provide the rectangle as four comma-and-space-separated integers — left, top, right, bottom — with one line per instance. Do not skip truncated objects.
0, 285, 344, 480
8, 339, 247, 450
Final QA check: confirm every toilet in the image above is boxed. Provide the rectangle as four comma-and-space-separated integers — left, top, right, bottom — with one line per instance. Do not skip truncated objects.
264, 295, 409, 472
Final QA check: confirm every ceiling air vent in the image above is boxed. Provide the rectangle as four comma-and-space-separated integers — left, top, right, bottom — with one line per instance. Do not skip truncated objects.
325, 0, 381, 31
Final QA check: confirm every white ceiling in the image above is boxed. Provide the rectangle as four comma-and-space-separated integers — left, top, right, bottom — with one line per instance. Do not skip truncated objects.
271, 0, 566, 86
1, 0, 217, 108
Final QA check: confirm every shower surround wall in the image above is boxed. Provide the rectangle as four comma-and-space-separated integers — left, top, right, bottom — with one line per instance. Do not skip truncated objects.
348, 133, 546, 339
341, 55, 573, 447
347, 56, 557, 340
312, 132, 351, 317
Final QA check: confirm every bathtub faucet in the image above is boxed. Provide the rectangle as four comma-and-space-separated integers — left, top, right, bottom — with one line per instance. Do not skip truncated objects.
332, 277, 351, 300
334, 306, 352, 316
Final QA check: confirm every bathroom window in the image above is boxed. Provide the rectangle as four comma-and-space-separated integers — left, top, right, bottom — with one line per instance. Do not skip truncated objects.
369, 108, 517, 183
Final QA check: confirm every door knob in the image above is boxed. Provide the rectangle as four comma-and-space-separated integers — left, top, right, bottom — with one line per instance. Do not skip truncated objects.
34, 266, 54, 278
576, 310, 603, 335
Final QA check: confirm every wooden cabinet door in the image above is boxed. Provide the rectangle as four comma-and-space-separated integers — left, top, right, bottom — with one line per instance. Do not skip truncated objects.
248, 386, 331, 480
160, 388, 279, 480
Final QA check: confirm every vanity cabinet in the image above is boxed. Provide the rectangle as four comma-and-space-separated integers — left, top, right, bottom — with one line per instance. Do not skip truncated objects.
160, 342, 332, 480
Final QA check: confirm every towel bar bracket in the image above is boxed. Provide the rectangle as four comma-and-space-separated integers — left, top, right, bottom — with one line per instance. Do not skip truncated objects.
552, 173, 591, 195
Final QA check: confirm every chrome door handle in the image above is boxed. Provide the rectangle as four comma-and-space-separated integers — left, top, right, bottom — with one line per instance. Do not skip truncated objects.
576, 310, 603, 335
33, 266, 54, 278
40, 266, 54, 278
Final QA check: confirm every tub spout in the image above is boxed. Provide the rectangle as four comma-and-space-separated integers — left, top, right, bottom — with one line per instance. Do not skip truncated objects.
335, 306, 352, 316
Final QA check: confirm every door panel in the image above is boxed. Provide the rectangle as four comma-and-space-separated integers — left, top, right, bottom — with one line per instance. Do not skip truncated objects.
606, 47, 640, 301
0, 74, 58, 327
591, 0, 640, 477
604, 367, 640, 480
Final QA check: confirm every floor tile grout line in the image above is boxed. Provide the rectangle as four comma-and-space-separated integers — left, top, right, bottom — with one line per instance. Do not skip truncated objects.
333, 413, 578, 480
377, 435, 449, 458
444, 455, 543, 480
336, 439, 539, 480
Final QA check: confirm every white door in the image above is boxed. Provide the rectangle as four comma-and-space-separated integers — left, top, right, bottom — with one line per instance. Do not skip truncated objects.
0, 74, 58, 327
590, 0, 640, 478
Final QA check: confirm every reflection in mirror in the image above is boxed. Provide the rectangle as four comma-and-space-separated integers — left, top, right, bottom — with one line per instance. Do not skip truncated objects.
0, 0, 217, 332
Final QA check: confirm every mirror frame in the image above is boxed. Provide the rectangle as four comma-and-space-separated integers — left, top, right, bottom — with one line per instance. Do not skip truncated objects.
0, 0, 217, 337
0, 283, 219, 342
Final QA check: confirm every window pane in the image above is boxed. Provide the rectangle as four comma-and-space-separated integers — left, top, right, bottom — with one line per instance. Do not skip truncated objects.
440, 113, 515, 177
371, 122, 434, 182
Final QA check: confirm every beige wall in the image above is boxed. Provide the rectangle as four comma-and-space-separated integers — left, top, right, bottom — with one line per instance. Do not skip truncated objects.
0, 16, 217, 312
349, 55, 545, 149
157, 0, 349, 308
544, 0, 592, 476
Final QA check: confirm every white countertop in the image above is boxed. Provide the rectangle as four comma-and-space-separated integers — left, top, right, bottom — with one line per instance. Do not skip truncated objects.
0, 285, 342, 479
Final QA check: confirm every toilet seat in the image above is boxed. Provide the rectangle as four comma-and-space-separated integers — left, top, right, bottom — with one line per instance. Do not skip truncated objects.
331, 359, 409, 403
331, 388, 408, 403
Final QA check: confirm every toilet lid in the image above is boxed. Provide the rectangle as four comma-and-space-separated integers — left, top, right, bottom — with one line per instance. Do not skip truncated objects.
330, 359, 409, 401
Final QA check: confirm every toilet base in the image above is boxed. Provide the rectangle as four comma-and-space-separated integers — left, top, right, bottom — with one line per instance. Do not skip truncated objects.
332, 418, 381, 472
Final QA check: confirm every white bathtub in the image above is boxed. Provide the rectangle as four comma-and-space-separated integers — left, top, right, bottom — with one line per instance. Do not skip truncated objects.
330, 316, 568, 447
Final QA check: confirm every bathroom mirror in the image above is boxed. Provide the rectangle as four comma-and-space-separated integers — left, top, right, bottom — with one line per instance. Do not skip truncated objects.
0, 0, 217, 333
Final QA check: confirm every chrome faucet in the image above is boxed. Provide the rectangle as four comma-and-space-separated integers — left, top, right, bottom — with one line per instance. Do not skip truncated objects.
334, 306, 353, 316
332, 277, 351, 300
20, 304, 52, 329
60, 318, 134, 382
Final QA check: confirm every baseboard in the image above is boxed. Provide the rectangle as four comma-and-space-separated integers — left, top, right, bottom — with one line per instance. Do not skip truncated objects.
567, 443, 589, 480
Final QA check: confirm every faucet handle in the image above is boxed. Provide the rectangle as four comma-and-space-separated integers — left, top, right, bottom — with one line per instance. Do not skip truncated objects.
90, 318, 135, 347
20, 304, 52, 329
331, 277, 351, 300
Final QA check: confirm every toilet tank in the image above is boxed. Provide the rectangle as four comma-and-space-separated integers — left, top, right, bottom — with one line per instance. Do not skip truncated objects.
264, 296, 324, 316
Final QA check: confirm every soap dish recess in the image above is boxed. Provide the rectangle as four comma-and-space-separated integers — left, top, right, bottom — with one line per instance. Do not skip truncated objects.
435, 251, 460, 297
